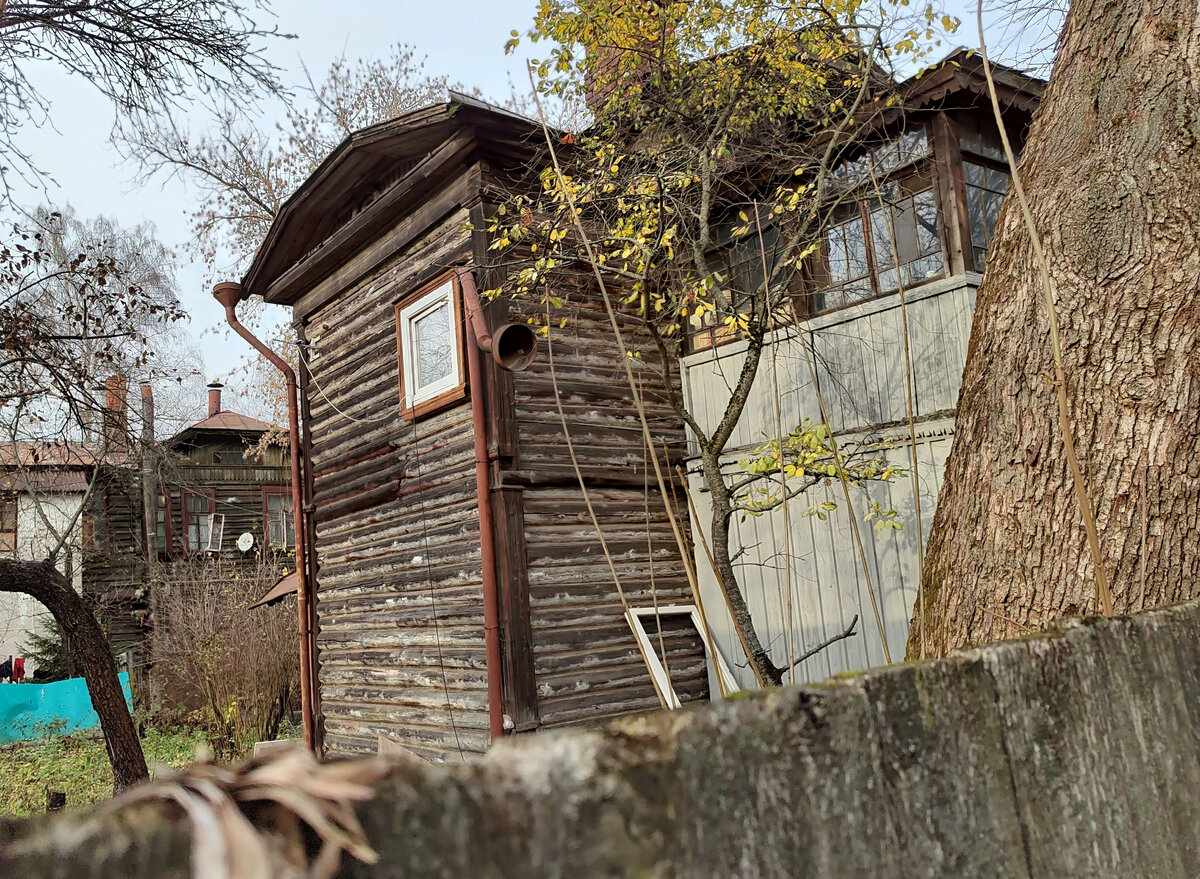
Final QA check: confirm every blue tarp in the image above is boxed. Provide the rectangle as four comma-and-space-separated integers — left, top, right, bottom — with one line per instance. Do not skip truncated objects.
0, 673, 132, 743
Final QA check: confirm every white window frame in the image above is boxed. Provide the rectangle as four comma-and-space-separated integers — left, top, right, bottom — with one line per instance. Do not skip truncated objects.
625, 604, 740, 708
204, 513, 225, 552
397, 279, 462, 410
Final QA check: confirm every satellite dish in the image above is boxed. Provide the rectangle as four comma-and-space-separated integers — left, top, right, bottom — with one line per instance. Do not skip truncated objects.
237, 532, 255, 552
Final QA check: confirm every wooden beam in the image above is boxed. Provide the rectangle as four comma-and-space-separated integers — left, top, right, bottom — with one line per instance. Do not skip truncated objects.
262, 131, 477, 307
290, 172, 476, 322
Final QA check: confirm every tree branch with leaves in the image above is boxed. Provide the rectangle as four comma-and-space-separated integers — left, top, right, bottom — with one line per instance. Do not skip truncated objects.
493, 0, 956, 684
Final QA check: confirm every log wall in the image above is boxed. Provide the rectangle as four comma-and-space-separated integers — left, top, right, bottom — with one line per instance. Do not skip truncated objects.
300, 194, 491, 761
511, 292, 708, 728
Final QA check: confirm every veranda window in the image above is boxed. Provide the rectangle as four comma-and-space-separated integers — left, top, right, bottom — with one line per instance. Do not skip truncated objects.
689, 223, 790, 350
811, 210, 872, 312
963, 160, 1010, 270
155, 491, 171, 555
808, 126, 945, 314
869, 174, 944, 293
183, 489, 221, 554
263, 487, 295, 549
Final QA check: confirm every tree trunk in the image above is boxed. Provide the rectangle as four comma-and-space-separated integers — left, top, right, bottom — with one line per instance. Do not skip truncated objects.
908, 0, 1200, 658
700, 450, 785, 685
0, 559, 148, 791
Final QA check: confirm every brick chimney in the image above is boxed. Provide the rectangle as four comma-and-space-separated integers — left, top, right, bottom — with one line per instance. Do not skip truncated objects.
207, 382, 223, 417
140, 383, 154, 442
102, 375, 128, 449
582, 0, 670, 113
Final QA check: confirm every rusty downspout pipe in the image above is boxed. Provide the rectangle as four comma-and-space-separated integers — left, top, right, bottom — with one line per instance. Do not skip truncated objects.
459, 269, 505, 744
212, 281, 316, 754
456, 268, 537, 744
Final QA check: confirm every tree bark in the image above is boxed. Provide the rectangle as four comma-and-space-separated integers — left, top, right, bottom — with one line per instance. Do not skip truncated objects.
908, 0, 1200, 657
700, 449, 786, 685
0, 559, 148, 791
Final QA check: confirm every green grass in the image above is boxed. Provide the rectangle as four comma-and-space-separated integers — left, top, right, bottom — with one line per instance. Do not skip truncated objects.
0, 727, 208, 816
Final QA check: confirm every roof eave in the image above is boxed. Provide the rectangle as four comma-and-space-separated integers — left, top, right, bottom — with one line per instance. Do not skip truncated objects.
242, 97, 545, 301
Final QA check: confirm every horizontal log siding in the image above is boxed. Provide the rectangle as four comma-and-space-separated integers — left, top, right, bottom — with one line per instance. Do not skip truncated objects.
168, 461, 289, 556
84, 470, 146, 649
303, 206, 489, 762
512, 296, 702, 728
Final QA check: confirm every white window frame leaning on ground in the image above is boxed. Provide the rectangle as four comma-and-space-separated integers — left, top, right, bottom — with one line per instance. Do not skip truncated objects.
396, 276, 463, 411
625, 604, 740, 708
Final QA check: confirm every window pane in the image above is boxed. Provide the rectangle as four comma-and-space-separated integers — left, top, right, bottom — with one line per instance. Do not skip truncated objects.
909, 252, 945, 283
843, 278, 873, 304
268, 510, 295, 547
845, 218, 868, 279
0, 496, 14, 552
872, 187, 942, 293
964, 161, 987, 187
155, 497, 167, 552
827, 227, 848, 282
870, 207, 895, 270
413, 302, 453, 388
814, 215, 871, 313
964, 162, 1010, 270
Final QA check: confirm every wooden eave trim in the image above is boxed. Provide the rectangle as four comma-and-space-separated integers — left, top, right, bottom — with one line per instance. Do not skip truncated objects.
259, 131, 478, 306
290, 169, 478, 322
242, 104, 456, 290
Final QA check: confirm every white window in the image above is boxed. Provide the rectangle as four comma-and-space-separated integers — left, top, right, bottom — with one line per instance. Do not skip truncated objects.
205, 514, 225, 552
625, 605, 740, 708
396, 278, 462, 410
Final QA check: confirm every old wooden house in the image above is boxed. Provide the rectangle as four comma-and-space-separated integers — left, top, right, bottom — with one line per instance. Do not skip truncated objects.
157, 382, 291, 561
234, 43, 1045, 758
83, 379, 290, 650
681, 52, 1045, 685
237, 96, 718, 760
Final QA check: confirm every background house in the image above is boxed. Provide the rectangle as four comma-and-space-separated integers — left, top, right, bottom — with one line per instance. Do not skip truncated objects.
0, 443, 90, 677
81, 379, 290, 658
157, 382, 291, 561
681, 53, 1044, 686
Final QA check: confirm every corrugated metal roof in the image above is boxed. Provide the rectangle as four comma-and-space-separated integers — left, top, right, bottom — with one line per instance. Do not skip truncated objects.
0, 470, 89, 494
0, 442, 95, 467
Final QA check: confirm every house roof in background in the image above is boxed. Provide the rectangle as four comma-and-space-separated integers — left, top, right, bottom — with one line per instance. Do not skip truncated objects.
167, 408, 279, 450
184, 411, 276, 433
0, 442, 95, 468
0, 470, 90, 494
0, 442, 94, 494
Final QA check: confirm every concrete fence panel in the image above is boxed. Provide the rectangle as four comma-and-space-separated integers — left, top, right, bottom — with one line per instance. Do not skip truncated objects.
5, 603, 1200, 877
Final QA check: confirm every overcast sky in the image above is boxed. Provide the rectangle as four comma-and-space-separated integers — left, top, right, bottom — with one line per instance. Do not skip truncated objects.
9, 0, 1050, 422
10, 0, 541, 419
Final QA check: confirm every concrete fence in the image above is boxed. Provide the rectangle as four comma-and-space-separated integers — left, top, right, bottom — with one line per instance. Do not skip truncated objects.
5, 600, 1200, 877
